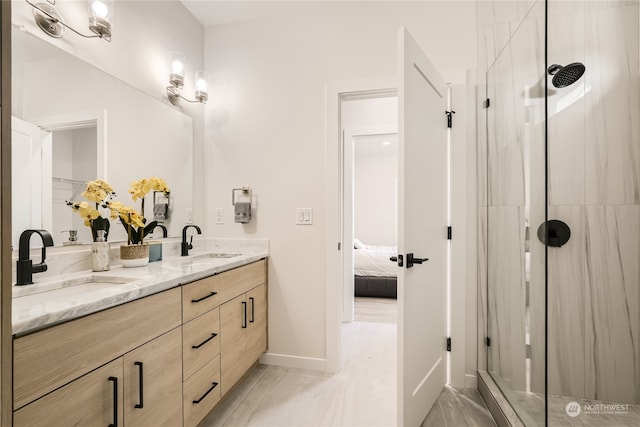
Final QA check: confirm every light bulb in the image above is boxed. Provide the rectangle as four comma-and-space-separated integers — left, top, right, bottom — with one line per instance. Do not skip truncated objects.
196, 78, 207, 91
171, 60, 184, 75
91, 0, 109, 19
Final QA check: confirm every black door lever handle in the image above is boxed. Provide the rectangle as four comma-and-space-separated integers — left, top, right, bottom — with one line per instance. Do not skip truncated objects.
390, 255, 404, 267
406, 253, 429, 268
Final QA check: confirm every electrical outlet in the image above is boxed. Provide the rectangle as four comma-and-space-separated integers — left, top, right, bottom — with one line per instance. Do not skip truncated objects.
186, 208, 193, 224
216, 208, 224, 224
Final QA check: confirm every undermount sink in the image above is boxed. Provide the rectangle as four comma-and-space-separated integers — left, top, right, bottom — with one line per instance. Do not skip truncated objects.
192, 252, 241, 259
168, 252, 242, 265
13, 274, 139, 299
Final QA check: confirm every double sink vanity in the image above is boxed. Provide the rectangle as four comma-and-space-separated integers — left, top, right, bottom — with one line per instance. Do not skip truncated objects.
11, 239, 269, 427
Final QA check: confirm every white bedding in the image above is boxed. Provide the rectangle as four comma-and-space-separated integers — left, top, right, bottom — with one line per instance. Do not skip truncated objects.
354, 245, 398, 277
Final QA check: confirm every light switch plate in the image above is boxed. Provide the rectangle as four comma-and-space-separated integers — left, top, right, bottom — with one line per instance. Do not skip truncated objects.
296, 208, 313, 225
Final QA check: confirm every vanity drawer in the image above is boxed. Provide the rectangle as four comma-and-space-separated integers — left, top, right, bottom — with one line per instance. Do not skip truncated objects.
214, 259, 266, 304
183, 355, 221, 427
13, 287, 181, 409
183, 307, 220, 380
182, 275, 223, 322
181, 259, 266, 322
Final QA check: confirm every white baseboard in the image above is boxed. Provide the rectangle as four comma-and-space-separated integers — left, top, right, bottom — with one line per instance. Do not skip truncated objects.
259, 352, 327, 371
465, 373, 478, 389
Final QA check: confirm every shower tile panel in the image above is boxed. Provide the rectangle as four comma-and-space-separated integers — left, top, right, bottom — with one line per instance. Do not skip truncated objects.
547, 11, 586, 206
487, 206, 526, 391
528, 205, 547, 395
584, 4, 640, 205
585, 205, 640, 404
545, 206, 588, 398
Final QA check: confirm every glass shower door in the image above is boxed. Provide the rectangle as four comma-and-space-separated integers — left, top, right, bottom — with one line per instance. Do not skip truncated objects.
485, 1, 547, 424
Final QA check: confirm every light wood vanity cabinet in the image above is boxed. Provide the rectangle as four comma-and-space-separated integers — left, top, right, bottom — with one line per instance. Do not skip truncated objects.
123, 327, 183, 426
181, 259, 267, 426
13, 288, 182, 426
14, 358, 124, 427
220, 283, 267, 396
12, 258, 267, 427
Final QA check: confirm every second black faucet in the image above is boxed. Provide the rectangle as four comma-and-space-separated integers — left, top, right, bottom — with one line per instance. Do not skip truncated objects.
181, 224, 202, 256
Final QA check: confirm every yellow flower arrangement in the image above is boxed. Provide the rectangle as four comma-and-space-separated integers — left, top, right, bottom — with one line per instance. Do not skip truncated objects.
67, 177, 169, 245
118, 177, 170, 245
67, 179, 118, 241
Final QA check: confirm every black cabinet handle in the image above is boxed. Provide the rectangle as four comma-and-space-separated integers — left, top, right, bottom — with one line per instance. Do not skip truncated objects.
192, 382, 218, 404
249, 297, 255, 323
242, 301, 247, 328
192, 333, 218, 349
134, 362, 144, 409
191, 291, 217, 303
108, 376, 118, 427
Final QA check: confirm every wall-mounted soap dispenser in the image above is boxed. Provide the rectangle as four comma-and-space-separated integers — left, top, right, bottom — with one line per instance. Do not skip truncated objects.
153, 191, 171, 222
232, 187, 252, 223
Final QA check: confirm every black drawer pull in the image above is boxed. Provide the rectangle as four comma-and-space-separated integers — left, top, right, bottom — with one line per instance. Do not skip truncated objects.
108, 376, 118, 427
134, 362, 144, 409
249, 297, 255, 323
192, 333, 218, 349
242, 301, 247, 328
191, 291, 217, 303
192, 382, 219, 404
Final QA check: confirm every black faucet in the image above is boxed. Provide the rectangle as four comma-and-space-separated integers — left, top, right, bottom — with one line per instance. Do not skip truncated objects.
16, 229, 54, 285
150, 224, 168, 238
181, 224, 202, 256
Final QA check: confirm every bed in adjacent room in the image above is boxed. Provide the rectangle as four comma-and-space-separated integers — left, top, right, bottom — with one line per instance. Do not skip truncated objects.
353, 239, 397, 298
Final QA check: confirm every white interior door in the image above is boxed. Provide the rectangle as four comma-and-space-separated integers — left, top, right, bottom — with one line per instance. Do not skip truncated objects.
11, 116, 52, 249
396, 27, 448, 426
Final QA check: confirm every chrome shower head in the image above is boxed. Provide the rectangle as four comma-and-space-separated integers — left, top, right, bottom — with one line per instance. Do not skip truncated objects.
548, 63, 585, 88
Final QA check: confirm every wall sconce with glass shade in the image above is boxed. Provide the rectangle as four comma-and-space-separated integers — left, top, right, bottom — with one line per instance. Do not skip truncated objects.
26, 0, 114, 41
167, 52, 208, 105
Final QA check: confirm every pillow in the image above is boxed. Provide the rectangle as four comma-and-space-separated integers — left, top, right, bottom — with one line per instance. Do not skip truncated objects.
353, 238, 365, 249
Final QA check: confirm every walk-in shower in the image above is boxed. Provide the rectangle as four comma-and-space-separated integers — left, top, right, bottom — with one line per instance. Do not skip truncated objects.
480, 0, 640, 425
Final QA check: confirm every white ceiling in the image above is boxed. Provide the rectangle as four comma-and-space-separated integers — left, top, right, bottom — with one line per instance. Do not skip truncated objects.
180, 1, 331, 28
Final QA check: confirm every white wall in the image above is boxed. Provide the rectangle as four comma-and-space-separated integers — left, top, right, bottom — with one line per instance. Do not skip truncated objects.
353, 135, 397, 246
203, 2, 476, 369
12, 0, 206, 224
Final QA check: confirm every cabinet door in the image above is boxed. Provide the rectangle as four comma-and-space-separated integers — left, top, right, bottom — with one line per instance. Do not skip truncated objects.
220, 294, 247, 396
246, 283, 267, 368
124, 327, 183, 426
14, 358, 124, 427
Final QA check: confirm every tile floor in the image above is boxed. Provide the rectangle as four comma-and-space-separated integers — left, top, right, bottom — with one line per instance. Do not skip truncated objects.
201, 297, 496, 427
511, 390, 640, 426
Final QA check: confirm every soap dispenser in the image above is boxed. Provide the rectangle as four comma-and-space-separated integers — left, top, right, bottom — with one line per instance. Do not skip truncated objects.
91, 230, 110, 272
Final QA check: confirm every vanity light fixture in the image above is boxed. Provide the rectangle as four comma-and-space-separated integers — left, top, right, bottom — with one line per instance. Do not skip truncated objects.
26, 0, 114, 42
167, 52, 208, 106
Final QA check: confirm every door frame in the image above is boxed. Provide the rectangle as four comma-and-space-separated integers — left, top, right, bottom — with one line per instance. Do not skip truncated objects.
325, 77, 471, 388
326, 77, 396, 373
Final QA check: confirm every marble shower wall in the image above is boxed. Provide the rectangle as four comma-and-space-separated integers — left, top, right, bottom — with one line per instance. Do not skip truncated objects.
480, 0, 640, 406
546, 0, 640, 404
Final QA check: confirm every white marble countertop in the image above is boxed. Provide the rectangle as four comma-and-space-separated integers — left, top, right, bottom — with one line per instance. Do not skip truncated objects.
12, 239, 268, 335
